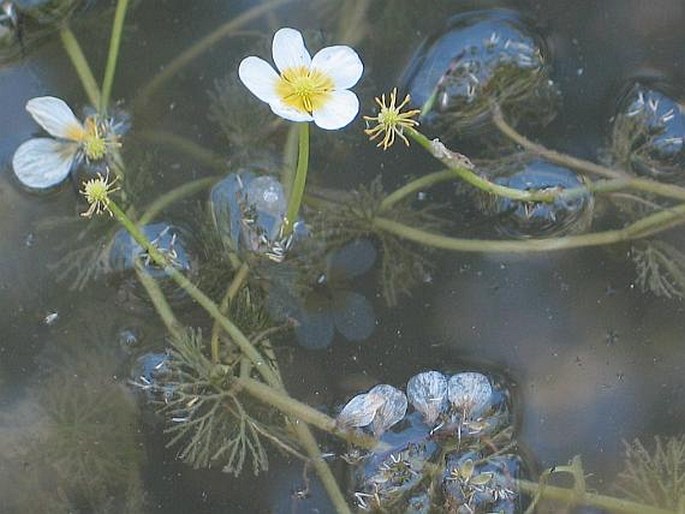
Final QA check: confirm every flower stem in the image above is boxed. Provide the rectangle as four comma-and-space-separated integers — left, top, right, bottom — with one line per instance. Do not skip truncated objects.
100, 0, 129, 113
134, 0, 293, 108
405, 127, 559, 203
373, 201, 685, 253
283, 122, 310, 236
107, 199, 350, 513
60, 26, 101, 108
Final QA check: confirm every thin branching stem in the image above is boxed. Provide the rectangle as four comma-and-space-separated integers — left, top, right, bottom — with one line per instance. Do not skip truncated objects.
138, 130, 227, 171
60, 26, 101, 108
210, 262, 250, 363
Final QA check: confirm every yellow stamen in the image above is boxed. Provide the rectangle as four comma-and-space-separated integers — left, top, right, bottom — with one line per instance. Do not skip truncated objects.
276, 66, 334, 114
82, 117, 108, 161
80, 172, 120, 218
364, 88, 421, 150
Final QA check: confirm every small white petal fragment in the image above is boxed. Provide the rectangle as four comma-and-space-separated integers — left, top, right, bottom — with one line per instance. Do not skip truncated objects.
312, 89, 359, 130
238, 56, 280, 105
336, 392, 384, 429
368, 384, 407, 436
407, 371, 448, 426
12, 138, 77, 189
272, 27, 311, 73
311, 45, 363, 90
447, 372, 493, 419
26, 96, 84, 140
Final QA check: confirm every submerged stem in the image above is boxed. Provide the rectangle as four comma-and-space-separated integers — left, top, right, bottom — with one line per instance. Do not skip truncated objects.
60, 27, 101, 108
101, 0, 130, 112
517, 480, 675, 514
108, 200, 350, 513
283, 122, 310, 236
374, 202, 685, 253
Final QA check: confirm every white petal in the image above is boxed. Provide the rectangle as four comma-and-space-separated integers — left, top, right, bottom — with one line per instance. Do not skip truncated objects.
272, 27, 311, 73
269, 99, 314, 123
238, 56, 281, 105
12, 138, 77, 189
312, 90, 359, 130
26, 96, 83, 140
311, 46, 363, 90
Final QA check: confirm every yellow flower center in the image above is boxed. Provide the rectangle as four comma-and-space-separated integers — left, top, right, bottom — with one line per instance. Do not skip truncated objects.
276, 66, 334, 114
82, 117, 108, 161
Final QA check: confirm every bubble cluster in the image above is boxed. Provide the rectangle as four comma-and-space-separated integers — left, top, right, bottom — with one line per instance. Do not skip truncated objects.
210, 171, 303, 262
337, 369, 530, 512
401, 9, 559, 141
481, 158, 594, 239
611, 82, 685, 183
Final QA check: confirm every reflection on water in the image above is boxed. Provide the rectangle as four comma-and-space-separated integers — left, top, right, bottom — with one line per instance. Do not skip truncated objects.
1, 0, 685, 512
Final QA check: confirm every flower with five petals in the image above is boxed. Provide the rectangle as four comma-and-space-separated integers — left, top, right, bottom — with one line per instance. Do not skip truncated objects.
238, 27, 363, 130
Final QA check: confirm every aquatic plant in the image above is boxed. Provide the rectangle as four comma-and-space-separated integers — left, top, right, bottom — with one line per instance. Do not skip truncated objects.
614, 436, 685, 511
9, 2, 685, 513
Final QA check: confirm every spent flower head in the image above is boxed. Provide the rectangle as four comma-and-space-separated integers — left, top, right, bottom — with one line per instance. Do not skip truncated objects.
80, 172, 119, 218
12, 96, 123, 189
364, 88, 421, 150
238, 27, 363, 130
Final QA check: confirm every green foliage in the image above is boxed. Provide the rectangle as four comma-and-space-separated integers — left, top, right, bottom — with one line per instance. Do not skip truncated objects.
161, 328, 295, 476
632, 240, 685, 299
0, 350, 145, 513
614, 436, 685, 511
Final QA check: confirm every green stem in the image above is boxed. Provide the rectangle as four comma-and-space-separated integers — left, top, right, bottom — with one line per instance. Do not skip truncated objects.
238, 377, 383, 451
100, 0, 130, 113
405, 127, 559, 203
108, 200, 350, 513
60, 27, 101, 108
137, 176, 219, 225
283, 122, 310, 236
517, 480, 676, 514
373, 202, 685, 253
134, 263, 185, 338
109, 200, 280, 386
210, 262, 250, 363
135, 0, 293, 107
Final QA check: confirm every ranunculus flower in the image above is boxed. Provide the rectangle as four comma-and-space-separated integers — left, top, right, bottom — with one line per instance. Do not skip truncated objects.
238, 27, 363, 130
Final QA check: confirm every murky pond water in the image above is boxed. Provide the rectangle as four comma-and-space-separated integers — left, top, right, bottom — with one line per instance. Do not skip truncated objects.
1, 1, 685, 513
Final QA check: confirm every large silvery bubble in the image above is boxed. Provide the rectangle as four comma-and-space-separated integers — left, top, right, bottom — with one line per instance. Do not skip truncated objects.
481, 158, 594, 239
210, 171, 301, 262
400, 9, 558, 141
611, 82, 685, 183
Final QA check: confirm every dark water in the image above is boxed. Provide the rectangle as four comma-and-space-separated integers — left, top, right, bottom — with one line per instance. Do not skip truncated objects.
1, 0, 684, 512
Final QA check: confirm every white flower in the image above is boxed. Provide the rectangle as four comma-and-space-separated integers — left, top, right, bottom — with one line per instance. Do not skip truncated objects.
12, 96, 117, 189
238, 27, 363, 130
